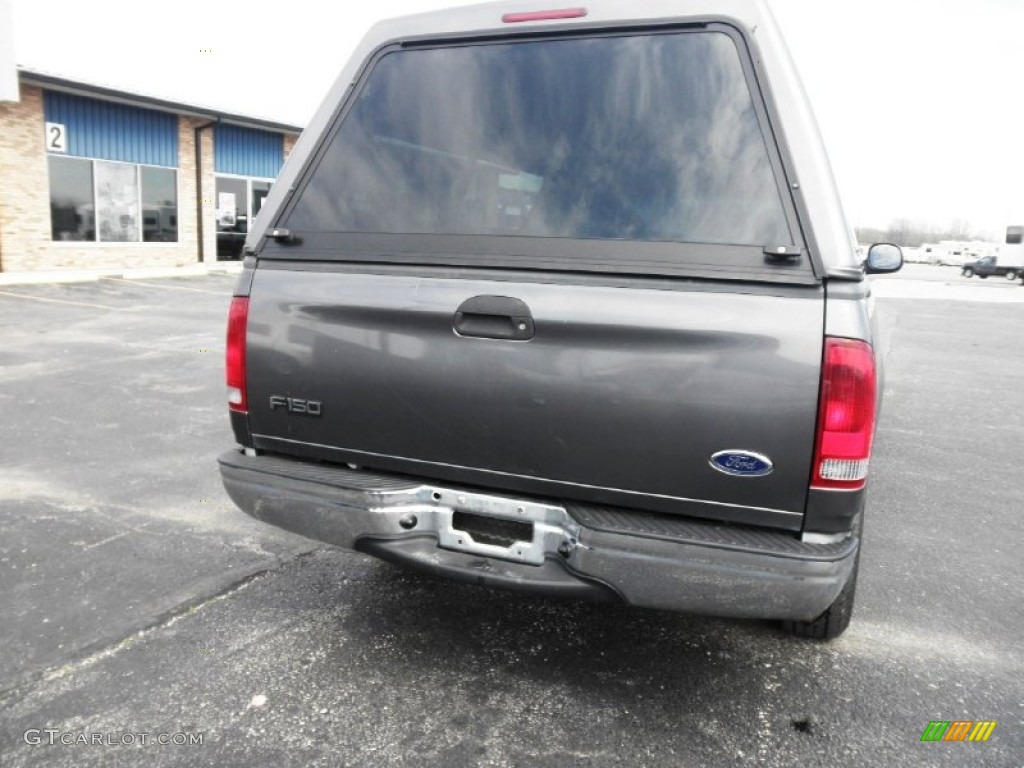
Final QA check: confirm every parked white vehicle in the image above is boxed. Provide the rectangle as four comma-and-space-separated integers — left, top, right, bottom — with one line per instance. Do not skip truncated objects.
961, 228, 1024, 279
1002, 225, 1024, 266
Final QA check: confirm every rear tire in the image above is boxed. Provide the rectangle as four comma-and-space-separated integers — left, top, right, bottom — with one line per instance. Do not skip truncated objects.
1006, 271, 1018, 281
782, 545, 859, 640
963, 268, 973, 277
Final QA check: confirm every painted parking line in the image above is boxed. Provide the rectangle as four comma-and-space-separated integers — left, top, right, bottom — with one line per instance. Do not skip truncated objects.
99, 276, 228, 296
0, 290, 120, 310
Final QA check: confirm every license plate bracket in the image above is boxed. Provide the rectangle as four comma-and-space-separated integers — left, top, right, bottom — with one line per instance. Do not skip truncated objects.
422, 487, 579, 566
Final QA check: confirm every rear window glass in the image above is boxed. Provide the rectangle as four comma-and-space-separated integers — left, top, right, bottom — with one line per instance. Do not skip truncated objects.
286, 31, 791, 247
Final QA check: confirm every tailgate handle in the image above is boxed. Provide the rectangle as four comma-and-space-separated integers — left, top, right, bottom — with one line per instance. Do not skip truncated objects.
453, 295, 534, 341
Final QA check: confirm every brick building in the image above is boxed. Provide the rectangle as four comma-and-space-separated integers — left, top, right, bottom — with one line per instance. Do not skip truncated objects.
0, 70, 301, 273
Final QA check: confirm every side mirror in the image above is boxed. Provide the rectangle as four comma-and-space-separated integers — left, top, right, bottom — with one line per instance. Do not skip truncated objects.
865, 243, 903, 274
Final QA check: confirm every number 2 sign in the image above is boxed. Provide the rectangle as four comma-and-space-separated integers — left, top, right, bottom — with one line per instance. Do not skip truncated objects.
45, 122, 66, 152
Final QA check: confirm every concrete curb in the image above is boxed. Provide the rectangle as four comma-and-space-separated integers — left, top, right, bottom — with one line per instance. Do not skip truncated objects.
0, 262, 243, 286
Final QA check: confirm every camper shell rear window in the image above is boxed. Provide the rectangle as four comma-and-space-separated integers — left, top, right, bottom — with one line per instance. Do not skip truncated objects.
269, 25, 811, 281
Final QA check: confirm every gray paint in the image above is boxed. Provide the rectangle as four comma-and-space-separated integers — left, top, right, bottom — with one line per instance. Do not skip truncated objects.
244, 267, 825, 527
222, 0, 894, 629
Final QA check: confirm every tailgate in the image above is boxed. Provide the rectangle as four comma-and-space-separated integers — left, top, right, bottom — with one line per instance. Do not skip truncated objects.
245, 265, 823, 530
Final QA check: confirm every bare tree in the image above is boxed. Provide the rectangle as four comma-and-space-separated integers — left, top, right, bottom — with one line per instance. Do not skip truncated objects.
855, 218, 989, 247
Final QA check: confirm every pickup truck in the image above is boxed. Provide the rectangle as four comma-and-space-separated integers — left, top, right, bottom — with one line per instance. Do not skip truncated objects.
961, 255, 1021, 280
218, 0, 903, 640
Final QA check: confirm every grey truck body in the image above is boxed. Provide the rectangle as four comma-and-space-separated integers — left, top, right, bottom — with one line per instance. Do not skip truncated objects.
219, 0, 896, 632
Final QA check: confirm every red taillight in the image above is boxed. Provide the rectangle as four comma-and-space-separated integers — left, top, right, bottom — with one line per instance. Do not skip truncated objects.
502, 7, 587, 23
812, 338, 877, 490
226, 297, 249, 413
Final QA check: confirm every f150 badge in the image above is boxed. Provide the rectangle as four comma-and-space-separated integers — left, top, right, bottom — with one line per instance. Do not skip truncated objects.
269, 395, 322, 416
709, 450, 773, 477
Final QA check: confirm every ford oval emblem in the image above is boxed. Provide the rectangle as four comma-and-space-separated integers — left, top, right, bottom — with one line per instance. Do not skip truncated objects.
709, 450, 774, 477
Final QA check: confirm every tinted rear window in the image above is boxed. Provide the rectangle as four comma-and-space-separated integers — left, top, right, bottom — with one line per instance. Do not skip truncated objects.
286, 31, 791, 247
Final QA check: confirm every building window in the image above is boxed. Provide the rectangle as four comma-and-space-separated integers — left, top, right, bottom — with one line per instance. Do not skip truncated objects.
252, 180, 272, 217
96, 161, 139, 242
215, 175, 273, 260
48, 156, 95, 241
141, 167, 179, 242
48, 156, 178, 243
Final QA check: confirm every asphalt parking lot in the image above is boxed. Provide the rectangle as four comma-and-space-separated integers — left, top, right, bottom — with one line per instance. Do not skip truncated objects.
0, 265, 1021, 767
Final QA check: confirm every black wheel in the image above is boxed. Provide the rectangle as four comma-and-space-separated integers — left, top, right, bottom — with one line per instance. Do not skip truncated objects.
963, 268, 973, 277
1005, 271, 1017, 281
782, 541, 860, 640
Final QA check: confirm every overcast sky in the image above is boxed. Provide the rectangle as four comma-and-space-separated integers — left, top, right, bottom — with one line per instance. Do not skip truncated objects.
8, 0, 1024, 237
